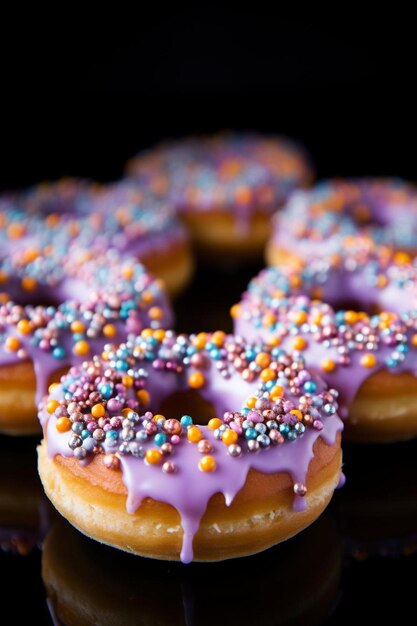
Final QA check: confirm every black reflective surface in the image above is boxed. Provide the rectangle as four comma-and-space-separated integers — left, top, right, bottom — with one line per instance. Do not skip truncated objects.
1, 265, 417, 625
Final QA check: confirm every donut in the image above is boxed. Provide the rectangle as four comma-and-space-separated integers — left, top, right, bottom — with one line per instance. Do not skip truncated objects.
42, 514, 342, 626
234, 238, 417, 442
38, 330, 343, 563
0, 244, 172, 435
1, 178, 193, 296
126, 133, 313, 261
89, 181, 193, 296
267, 178, 417, 267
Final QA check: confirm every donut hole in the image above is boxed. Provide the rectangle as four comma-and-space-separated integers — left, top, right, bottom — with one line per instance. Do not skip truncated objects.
157, 390, 219, 425
327, 297, 381, 316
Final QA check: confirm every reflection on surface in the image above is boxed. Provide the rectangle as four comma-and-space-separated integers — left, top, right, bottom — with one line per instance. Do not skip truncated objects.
0, 435, 51, 555
43, 515, 341, 626
332, 439, 417, 559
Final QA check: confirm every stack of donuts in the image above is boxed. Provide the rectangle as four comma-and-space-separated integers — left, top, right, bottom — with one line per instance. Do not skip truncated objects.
1, 132, 416, 566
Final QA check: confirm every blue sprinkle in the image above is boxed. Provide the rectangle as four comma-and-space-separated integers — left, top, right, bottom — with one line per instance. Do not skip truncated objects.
52, 346, 65, 359
154, 433, 167, 447
245, 427, 257, 440
180, 415, 193, 427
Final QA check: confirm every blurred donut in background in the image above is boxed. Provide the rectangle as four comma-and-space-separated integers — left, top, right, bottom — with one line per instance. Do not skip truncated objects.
126, 133, 313, 263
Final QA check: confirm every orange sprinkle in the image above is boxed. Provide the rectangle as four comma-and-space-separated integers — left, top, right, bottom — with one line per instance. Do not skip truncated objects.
361, 353, 377, 368
344, 311, 359, 325
141, 290, 154, 304
121, 265, 134, 279
188, 372, 205, 389
149, 306, 163, 320
412, 334, 417, 347
56, 417, 72, 432
141, 328, 153, 338
211, 331, 226, 347
17, 319, 31, 335
136, 389, 150, 405
230, 303, 241, 319
394, 251, 411, 265
23, 248, 40, 263
222, 429, 238, 446
70, 320, 86, 334
145, 449, 163, 465
5, 336, 20, 352
255, 352, 271, 368
193, 332, 207, 350
73, 340, 90, 356
21, 276, 37, 292
290, 275, 302, 288
187, 426, 203, 443
290, 409, 303, 421
270, 385, 285, 400
263, 312, 277, 327
0, 270, 8, 283
103, 324, 117, 338
48, 382, 60, 394
208, 418, 222, 430
292, 336, 307, 351
321, 359, 336, 373
267, 336, 281, 347
122, 375, 134, 388
246, 396, 257, 409
292, 311, 308, 325
153, 329, 166, 342
376, 274, 388, 288
199, 455, 216, 472
46, 213, 60, 227
7, 223, 26, 239
91, 403, 105, 418
46, 400, 60, 414
260, 368, 276, 382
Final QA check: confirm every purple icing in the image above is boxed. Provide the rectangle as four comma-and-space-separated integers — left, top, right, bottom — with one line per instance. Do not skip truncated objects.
271, 178, 417, 257
126, 134, 313, 234
40, 332, 343, 563
0, 246, 172, 405
235, 242, 417, 413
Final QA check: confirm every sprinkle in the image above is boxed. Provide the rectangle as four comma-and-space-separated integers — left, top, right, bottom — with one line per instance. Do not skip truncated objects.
360, 353, 377, 368
187, 426, 203, 443
198, 456, 216, 472
5, 336, 20, 352
73, 340, 90, 356
145, 449, 163, 465
56, 417, 72, 432
221, 429, 238, 446
188, 372, 205, 389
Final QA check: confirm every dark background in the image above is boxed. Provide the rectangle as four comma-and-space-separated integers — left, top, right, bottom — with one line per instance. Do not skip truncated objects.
2, 10, 417, 625
1, 10, 416, 189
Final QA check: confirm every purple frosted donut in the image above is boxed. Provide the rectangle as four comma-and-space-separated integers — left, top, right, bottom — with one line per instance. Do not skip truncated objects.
234, 238, 417, 442
0, 179, 193, 295
0, 240, 172, 436
38, 331, 343, 563
126, 133, 313, 260
267, 178, 417, 266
